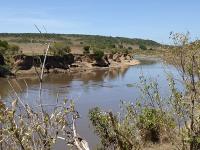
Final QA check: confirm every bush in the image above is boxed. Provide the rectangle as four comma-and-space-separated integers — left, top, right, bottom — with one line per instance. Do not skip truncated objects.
8, 44, 20, 55
118, 44, 124, 49
138, 108, 175, 143
50, 42, 71, 56
139, 44, 147, 50
128, 46, 133, 50
93, 50, 104, 60
89, 76, 178, 149
83, 46, 90, 54
0, 65, 11, 77
149, 48, 153, 50
0, 40, 19, 56
0, 40, 9, 49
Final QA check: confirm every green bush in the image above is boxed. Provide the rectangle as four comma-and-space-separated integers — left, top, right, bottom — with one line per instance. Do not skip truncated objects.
0, 40, 19, 55
138, 107, 175, 143
50, 42, 71, 56
139, 44, 147, 50
128, 46, 133, 50
8, 44, 20, 55
93, 50, 104, 60
0, 65, 11, 77
83, 46, 90, 54
0, 40, 9, 49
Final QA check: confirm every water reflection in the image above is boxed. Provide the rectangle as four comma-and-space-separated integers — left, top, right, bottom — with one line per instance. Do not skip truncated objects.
0, 67, 132, 98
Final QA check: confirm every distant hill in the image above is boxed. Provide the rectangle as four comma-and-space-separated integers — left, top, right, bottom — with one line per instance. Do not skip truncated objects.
0, 33, 161, 54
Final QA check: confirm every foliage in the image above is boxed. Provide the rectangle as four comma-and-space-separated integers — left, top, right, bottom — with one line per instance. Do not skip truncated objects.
0, 36, 90, 149
0, 40, 9, 49
83, 46, 90, 54
89, 104, 174, 149
0, 40, 19, 56
93, 49, 104, 60
110, 48, 129, 55
0, 97, 84, 149
50, 42, 71, 56
167, 32, 200, 149
0, 40, 20, 70
139, 44, 147, 50
89, 32, 200, 150
89, 76, 176, 149
0, 65, 11, 77
128, 46, 133, 50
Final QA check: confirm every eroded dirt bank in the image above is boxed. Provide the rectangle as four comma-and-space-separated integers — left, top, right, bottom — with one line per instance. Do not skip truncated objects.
12, 53, 140, 76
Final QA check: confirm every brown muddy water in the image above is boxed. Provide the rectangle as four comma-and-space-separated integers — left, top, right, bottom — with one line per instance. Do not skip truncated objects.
0, 57, 181, 149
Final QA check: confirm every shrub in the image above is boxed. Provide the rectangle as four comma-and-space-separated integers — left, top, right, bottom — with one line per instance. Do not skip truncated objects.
8, 44, 20, 55
0, 40, 9, 49
83, 46, 90, 54
122, 49, 129, 54
0, 40, 19, 56
89, 76, 177, 149
128, 46, 133, 50
118, 44, 124, 49
139, 44, 147, 50
50, 42, 71, 56
138, 108, 175, 143
93, 50, 104, 60
0, 65, 10, 77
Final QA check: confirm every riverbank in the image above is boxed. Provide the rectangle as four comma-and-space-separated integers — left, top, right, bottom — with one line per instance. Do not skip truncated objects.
12, 53, 140, 77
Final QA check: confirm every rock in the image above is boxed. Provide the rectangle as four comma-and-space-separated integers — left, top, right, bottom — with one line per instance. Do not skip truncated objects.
113, 53, 121, 62
81, 55, 93, 63
74, 55, 82, 62
107, 54, 113, 59
125, 54, 133, 61
93, 58, 109, 67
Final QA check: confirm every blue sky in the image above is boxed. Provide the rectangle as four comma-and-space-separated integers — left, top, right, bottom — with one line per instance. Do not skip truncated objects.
0, 0, 200, 43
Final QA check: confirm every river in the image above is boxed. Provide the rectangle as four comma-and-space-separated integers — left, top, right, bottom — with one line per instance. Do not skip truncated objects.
0, 56, 181, 149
